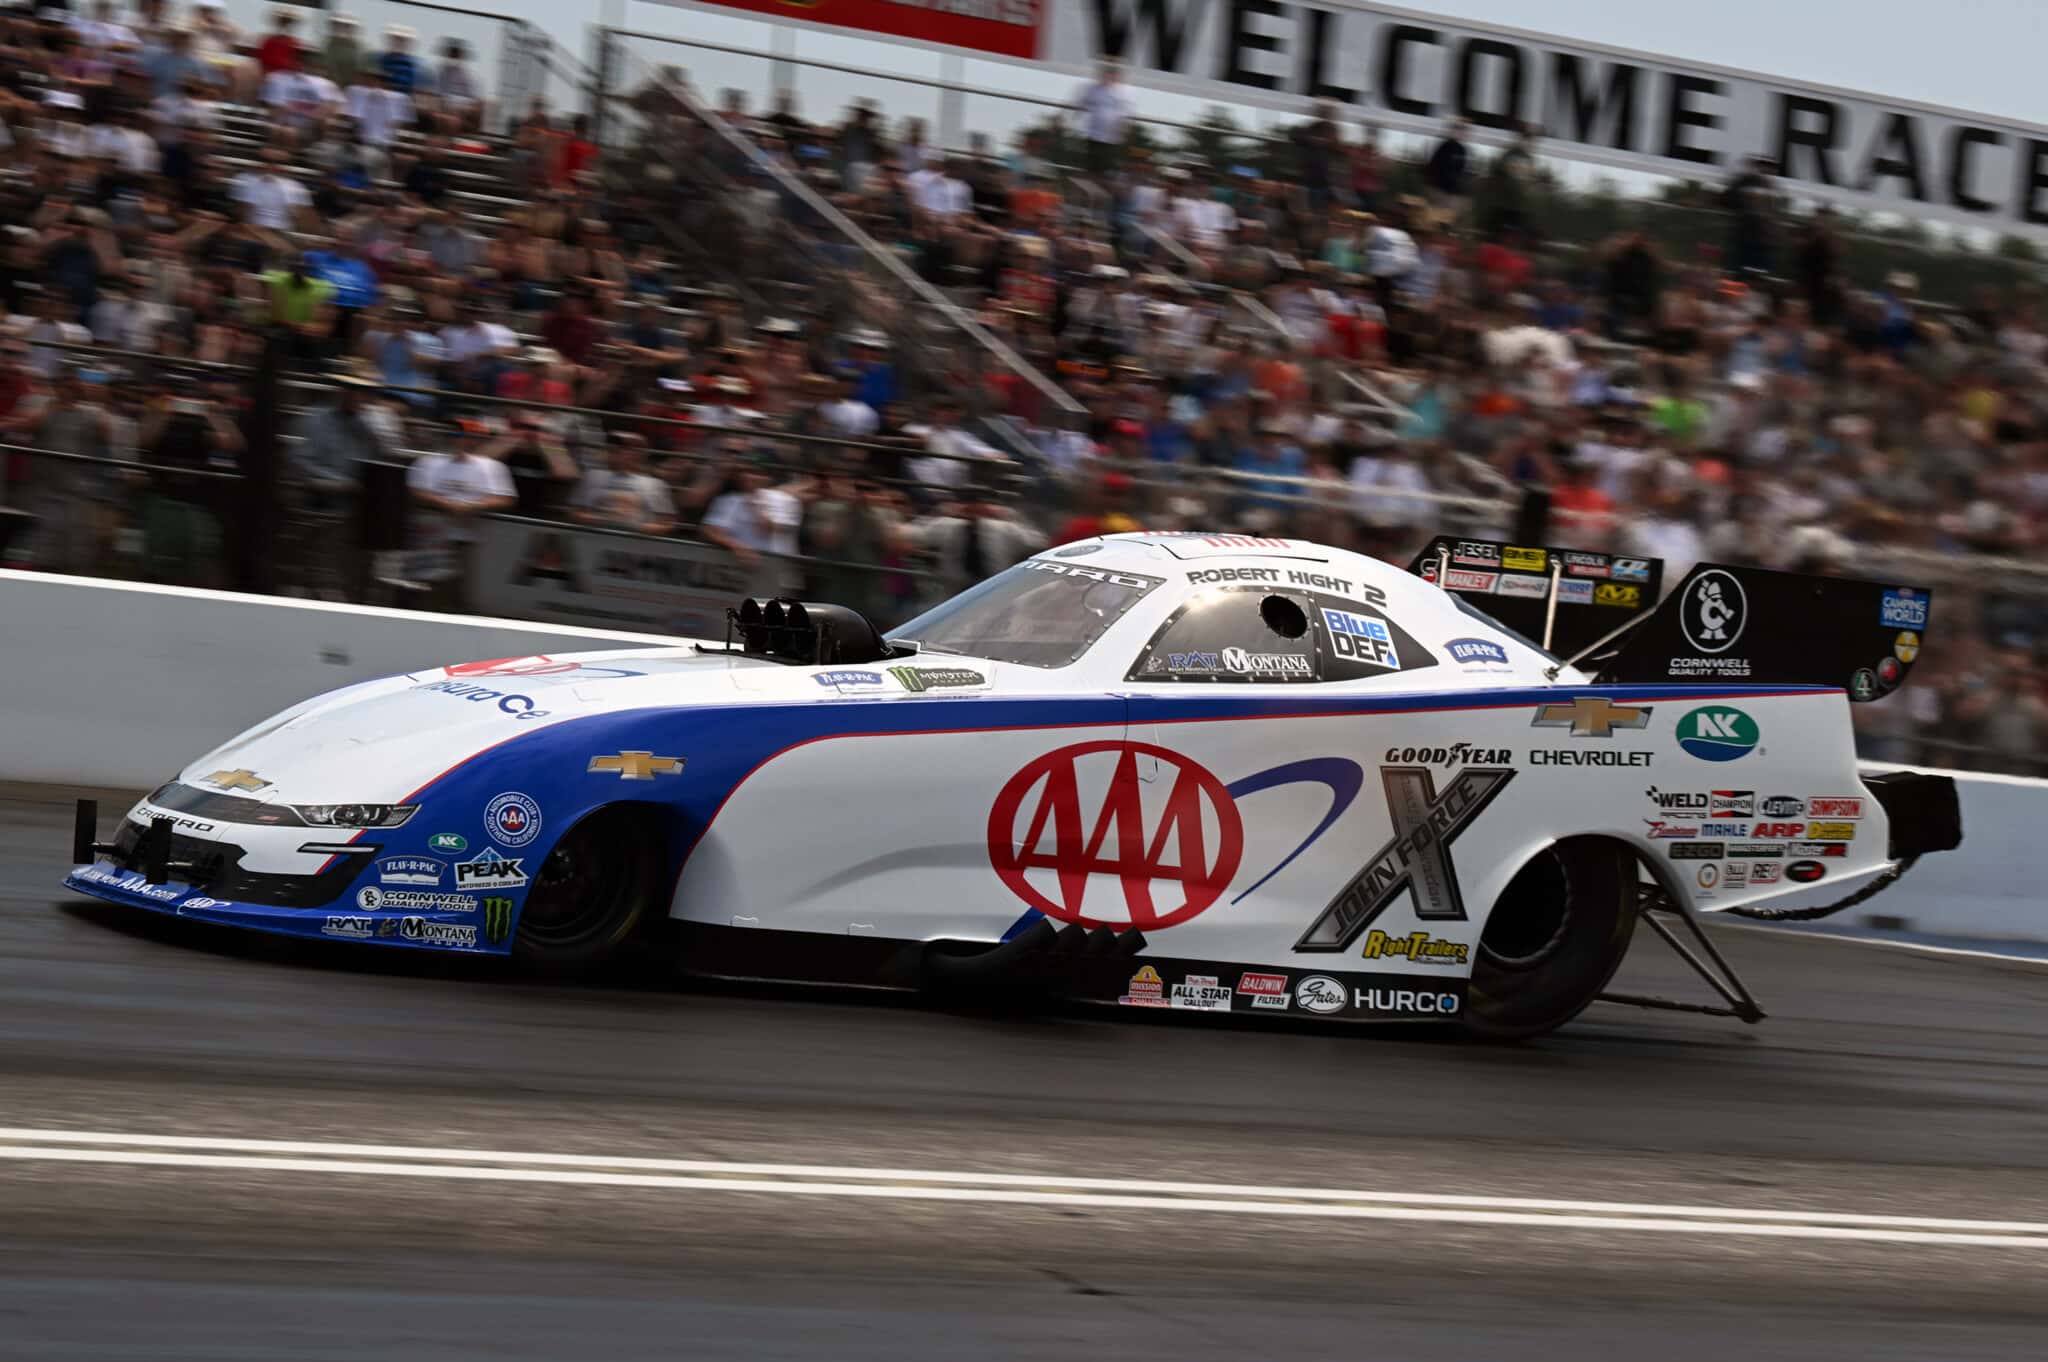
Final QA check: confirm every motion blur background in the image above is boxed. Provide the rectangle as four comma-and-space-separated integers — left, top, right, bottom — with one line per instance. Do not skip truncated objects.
7, 0, 2048, 777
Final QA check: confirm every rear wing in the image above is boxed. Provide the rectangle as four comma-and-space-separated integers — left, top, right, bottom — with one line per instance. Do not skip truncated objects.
1408, 537, 1664, 658
1411, 538, 1933, 699
1592, 562, 1931, 699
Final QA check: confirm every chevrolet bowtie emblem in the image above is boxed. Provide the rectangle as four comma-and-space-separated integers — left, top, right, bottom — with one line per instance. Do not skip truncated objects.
1531, 697, 1654, 738
201, 768, 270, 792
587, 751, 686, 780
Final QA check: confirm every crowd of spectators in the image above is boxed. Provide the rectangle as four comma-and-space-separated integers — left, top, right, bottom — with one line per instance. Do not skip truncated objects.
2, 9, 2046, 772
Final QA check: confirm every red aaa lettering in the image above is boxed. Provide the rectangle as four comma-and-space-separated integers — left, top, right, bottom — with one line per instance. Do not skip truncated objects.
988, 741, 1244, 929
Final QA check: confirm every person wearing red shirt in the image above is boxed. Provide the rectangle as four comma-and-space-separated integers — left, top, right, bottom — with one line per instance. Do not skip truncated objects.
254, 7, 302, 76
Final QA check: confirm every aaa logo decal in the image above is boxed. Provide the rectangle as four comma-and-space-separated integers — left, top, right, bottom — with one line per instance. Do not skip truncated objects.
987, 744, 1363, 931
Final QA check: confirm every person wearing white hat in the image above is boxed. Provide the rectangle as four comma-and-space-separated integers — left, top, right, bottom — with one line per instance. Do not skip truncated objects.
323, 12, 364, 89
377, 23, 423, 95
187, 0, 241, 73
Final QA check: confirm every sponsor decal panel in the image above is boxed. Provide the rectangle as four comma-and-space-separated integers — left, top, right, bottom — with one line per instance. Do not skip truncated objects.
1611, 558, 1652, 582
1502, 546, 1547, 572
1805, 821, 1857, 841
1669, 842, 1725, 859
485, 792, 542, 848
1360, 929, 1469, 966
1646, 787, 1708, 817
1788, 841, 1850, 858
889, 666, 987, 692
1120, 964, 1167, 1008
1880, 588, 1929, 629
1787, 860, 1828, 884
1443, 568, 1499, 593
1563, 552, 1611, 579
358, 887, 476, 912
1494, 573, 1550, 599
1645, 820, 1700, 840
1676, 706, 1759, 762
376, 856, 444, 887
1353, 987, 1461, 1017
427, 832, 468, 853
1238, 972, 1290, 1009
1532, 697, 1653, 738
1385, 744, 1511, 766
1322, 608, 1400, 670
1696, 864, 1721, 891
322, 915, 376, 939
201, 768, 270, 792
1807, 797, 1865, 819
1556, 579, 1594, 605
1445, 638, 1511, 668
401, 917, 479, 948
1294, 975, 1348, 1014
1760, 796, 1804, 819
1700, 822, 1749, 838
454, 850, 528, 890
1753, 822, 1805, 839
1894, 632, 1921, 664
482, 896, 514, 945
1750, 862, 1784, 885
1531, 748, 1652, 767
1711, 790, 1755, 818
1723, 862, 1749, 887
1170, 974, 1233, 1012
1453, 541, 1501, 567
1594, 582, 1641, 608
1729, 842, 1785, 858
589, 751, 686, 779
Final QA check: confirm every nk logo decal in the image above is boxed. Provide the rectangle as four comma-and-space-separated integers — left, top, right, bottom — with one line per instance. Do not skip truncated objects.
1677, 707, 1760, 762
1294, 766, 1516, 953
987, 742, 1362, 931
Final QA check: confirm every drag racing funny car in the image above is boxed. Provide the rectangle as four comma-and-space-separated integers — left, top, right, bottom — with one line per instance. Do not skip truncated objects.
66, 532, 1963, 1037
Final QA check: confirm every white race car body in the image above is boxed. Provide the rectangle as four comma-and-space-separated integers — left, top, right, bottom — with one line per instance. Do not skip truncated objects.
65, 533, 1924, 1023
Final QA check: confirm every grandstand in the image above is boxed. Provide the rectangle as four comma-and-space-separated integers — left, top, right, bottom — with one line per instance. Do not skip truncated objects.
1, 1, 2045, 774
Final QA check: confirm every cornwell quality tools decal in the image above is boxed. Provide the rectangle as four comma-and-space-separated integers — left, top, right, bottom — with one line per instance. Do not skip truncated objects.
587, 751, 686, 780
1294, 766, 1515, 952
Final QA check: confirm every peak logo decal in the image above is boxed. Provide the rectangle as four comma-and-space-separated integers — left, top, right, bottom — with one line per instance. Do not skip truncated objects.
988, 744, 1363, 931
1295, 766, 1516, 952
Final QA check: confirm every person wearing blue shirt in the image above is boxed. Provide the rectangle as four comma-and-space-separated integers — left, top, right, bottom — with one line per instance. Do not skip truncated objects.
377, 26, 422, 95
1233, 427, 1307, 514
304, 229, 379, 352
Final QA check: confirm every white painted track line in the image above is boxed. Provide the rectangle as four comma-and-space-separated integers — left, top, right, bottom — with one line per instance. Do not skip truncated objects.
2, 1129, 2046, 1248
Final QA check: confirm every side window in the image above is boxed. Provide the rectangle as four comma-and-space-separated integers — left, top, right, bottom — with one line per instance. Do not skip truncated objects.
1126, 587, 1319, 683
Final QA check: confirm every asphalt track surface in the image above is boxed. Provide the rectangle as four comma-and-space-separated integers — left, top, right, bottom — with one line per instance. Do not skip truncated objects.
4, 792, 2048, 1360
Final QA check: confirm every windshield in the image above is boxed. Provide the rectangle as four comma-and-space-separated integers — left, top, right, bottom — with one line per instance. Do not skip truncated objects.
888, 558, 1167, 668
1448, 589, 1561, 664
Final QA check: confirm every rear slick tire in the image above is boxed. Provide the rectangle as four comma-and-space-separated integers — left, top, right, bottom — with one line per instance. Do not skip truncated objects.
1462, 837, 1637, 1040
511, 805, 665, 971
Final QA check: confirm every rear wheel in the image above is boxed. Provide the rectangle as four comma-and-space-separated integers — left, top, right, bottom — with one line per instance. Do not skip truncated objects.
1462, 837, 1637, 1039
512, 806, 665, 970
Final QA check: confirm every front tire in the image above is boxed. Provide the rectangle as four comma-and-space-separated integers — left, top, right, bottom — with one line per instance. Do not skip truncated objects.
1462, 837, 1637, 1039
512, 805, 665, 970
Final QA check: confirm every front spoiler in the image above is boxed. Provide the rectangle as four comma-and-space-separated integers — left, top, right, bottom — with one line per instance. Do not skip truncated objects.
64, 861, 510, 955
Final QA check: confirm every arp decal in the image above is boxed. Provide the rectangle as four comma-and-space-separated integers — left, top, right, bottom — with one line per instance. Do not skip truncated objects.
988, 744, 1364, 930
1294, 766, 1516, 952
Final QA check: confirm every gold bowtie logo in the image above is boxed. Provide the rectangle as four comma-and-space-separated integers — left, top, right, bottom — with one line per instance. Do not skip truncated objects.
201, 768, 271, 792
587, 751, 686, 780
1531, 697, 1653, 738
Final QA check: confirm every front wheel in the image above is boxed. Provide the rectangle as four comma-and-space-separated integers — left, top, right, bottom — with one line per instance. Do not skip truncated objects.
1462, 837, 1637, 1039
512, 805, 666, 970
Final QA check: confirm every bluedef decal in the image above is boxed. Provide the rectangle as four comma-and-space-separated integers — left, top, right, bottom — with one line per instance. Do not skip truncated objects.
1294, 766, 1515, 952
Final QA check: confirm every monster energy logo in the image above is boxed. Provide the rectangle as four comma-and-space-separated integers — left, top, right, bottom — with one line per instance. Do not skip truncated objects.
482, 896, 514, 945
888, 666, 985, 693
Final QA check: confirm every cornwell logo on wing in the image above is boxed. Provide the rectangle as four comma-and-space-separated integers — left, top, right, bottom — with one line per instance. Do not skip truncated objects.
1295, 766, 1515, 952
1671, 569, 1752, 678
988, 743, 1363, 931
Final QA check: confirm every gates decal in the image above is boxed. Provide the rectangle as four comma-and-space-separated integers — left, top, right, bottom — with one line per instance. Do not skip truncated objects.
988, 743, 1364, 930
